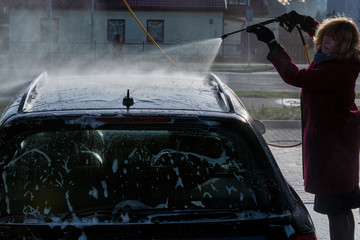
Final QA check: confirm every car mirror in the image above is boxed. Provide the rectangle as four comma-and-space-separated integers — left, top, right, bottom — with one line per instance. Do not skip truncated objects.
254, 119, 266, 135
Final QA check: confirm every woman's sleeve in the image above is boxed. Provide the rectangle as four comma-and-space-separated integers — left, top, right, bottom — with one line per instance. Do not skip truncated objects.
270, 49, 347, 92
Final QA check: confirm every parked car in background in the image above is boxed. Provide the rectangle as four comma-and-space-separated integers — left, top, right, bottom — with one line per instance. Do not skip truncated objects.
0, 71, 317, 239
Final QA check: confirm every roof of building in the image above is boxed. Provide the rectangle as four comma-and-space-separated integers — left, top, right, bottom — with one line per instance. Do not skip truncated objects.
267, 0, 286, 17
225, 0, 270, 17
5, 0, 227, 11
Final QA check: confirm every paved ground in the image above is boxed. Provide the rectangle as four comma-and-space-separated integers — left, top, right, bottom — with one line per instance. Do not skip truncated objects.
263, 122, 312, 202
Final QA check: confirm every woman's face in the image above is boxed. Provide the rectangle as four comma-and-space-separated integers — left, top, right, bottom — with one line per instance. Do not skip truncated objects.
322, 35, 336, 54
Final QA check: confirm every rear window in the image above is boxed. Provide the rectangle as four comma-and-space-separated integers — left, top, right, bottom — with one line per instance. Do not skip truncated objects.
0, 126, 281, 220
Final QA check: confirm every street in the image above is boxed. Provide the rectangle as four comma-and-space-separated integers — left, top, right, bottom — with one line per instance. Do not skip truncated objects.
216, 71, 300, 92
215, 70, 360, 93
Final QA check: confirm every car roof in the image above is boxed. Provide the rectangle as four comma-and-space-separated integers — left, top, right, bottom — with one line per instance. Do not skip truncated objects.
0, 71, 249, 124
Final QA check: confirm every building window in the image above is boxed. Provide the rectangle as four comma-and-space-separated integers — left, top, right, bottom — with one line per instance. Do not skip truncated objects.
40, 18, 58, 42
147, 20, 164, 43
108, 19, 125, 42
228, 0, 247, 5
0, 26, 9, 53
0, 6, 9, 24
0, 6, 9, 53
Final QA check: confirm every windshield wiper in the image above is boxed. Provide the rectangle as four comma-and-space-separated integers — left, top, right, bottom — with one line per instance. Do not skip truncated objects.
110, 208, 242, 223
114, 208, 293, 224
61, 208, 241, 223
146, 209, 240, 222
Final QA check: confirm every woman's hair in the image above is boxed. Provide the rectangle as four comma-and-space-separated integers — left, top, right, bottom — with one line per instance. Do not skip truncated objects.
313, 16, 360, 59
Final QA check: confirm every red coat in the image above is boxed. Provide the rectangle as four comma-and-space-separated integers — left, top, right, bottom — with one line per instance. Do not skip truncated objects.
271, 32, 360, 195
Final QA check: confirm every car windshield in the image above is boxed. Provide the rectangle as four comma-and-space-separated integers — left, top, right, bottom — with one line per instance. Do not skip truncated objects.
0, 126, 280, 222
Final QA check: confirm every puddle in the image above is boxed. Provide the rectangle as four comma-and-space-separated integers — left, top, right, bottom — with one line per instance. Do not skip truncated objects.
281, 98, 300, 107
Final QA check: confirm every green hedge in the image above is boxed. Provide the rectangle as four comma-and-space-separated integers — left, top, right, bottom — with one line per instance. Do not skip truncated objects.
247, 106, 301, 120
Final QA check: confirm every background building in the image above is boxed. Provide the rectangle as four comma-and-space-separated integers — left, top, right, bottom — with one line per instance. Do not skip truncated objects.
0, 0, 331, 65
327, 0, 360, 28
0, 0, 225, 60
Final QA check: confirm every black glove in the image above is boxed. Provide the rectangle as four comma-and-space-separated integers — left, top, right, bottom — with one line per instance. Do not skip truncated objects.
278, 10, 314, 32
288, 10, 306, 25
247, 24, 284, 62
246, 24, 275, 45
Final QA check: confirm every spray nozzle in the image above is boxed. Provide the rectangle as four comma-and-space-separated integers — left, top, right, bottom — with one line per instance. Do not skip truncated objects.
221, 33, 230, 40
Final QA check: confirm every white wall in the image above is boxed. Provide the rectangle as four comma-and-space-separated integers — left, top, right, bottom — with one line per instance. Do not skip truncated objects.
95, 10, 223, 42
9, 9, 44, 42
9, 9, 223, 43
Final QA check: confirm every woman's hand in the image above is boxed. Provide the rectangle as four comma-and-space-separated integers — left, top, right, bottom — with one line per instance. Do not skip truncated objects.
246, 24, 275, 44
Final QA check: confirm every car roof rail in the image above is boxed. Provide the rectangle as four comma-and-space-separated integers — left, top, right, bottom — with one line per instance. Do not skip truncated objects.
18, 72, 48, 113
208, 73, 235, 113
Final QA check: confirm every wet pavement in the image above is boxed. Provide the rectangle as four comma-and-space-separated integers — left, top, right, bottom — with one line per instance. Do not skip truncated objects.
262, 121, 312, 202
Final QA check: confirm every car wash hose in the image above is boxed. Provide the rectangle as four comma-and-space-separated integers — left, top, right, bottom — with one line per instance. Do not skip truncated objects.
122, 0, 182, 71
296, 25, 311, 65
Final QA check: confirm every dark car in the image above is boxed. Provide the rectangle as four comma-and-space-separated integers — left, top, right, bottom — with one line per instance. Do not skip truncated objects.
0, 71, 317, 239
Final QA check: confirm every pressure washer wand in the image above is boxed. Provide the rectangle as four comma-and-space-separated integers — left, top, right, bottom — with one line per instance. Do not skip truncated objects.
221, 18, 278, 40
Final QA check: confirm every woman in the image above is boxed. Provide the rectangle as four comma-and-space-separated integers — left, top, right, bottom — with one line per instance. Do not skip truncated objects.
247, 12, 360, 240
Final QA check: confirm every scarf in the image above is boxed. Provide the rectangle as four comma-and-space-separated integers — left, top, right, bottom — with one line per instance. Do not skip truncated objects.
313, 49, 336, 64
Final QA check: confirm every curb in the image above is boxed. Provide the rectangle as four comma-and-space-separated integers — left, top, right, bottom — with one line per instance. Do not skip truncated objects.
262, 120, 301, 129
211, 68, 276, 73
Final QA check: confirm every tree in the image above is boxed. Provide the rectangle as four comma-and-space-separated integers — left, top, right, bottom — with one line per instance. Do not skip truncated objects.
288, 0, 327, 17
287, 0, 304, 9
277, 0, 288, 5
